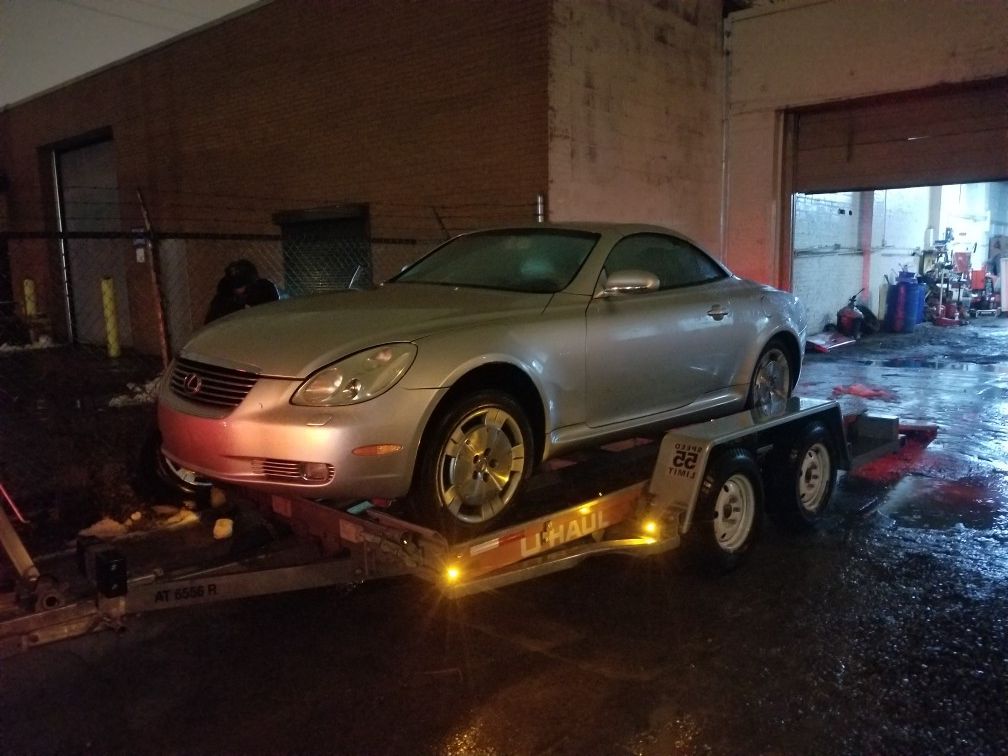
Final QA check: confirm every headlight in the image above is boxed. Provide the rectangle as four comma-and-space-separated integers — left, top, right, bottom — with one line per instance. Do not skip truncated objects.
291, 344, 417, 407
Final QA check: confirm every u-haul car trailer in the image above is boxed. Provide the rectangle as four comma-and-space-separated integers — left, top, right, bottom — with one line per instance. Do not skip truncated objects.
0, 398, 930, 658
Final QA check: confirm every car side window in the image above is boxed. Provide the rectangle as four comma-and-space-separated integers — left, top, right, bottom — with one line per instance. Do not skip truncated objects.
603, 233, 726, 290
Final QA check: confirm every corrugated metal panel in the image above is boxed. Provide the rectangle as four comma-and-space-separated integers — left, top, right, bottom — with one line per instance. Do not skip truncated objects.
794, 79, 1008, 193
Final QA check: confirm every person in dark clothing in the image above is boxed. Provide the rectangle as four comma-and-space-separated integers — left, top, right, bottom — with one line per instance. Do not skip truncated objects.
204, 259, 279, 324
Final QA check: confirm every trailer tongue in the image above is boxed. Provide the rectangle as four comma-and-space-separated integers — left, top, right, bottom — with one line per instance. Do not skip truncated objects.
0, 398, 923, 658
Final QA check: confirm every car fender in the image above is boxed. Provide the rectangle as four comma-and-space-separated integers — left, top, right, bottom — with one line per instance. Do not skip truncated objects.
726, 288, 806, 389
401, 322, 584, 435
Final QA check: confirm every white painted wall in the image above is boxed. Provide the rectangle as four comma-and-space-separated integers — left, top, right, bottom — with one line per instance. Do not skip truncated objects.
793, 192, 858, 253
793, 252, 862, 332
940, 183, 994, 270
725, 0, 1008, 287
548, 0, 724, 253
792, 191, 860, 330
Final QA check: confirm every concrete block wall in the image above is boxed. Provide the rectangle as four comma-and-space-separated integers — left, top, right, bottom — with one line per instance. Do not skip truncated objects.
793, 251, 863, 332
547, 0, 724, 254
793, 193, 858, 253
794, 188, 927, 332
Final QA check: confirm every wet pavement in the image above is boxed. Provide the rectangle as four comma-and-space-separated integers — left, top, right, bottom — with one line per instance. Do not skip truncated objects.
2, 319, 1007, 754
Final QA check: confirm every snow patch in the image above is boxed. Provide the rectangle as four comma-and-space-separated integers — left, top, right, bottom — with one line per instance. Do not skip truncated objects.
78, 517, 128, 538
108, 376, 162, 407
0, 335, 55, 353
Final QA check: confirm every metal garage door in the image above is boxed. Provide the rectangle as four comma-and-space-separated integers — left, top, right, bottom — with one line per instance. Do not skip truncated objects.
793, 78, 1008, 193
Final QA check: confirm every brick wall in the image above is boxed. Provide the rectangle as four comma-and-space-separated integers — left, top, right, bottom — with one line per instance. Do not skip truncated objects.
0, 0, 550, 353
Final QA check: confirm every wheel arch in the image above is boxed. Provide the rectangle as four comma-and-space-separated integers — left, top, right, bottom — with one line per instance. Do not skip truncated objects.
411, 362, 547, 475
764, 330, 802, 390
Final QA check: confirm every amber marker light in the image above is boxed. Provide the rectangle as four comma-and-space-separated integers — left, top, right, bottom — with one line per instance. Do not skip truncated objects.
445, 566, 462, 584
352, 444, 403, 457
642, 519, 659, 538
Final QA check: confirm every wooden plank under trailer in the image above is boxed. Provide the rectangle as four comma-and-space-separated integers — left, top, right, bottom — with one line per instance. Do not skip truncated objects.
0, 398, 935, 658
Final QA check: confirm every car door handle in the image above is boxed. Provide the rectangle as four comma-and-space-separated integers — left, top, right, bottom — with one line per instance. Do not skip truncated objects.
707, 305, 729, 321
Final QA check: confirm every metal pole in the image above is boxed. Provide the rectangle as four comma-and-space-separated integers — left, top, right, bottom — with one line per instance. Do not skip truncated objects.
536, 193, 546, 223
0, 501, 39, 582
51, 151, 77, 343
101, 277, 121, 358
136, 189, 171, 369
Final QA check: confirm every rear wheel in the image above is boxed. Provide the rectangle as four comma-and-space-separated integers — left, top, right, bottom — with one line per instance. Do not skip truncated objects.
767, 421, 837, 532
747, 339, 793, 416
681, 447, 763, 573
414, 391, 534, 542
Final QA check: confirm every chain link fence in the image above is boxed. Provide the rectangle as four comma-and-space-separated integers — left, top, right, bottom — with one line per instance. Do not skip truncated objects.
0, 202, 538, 528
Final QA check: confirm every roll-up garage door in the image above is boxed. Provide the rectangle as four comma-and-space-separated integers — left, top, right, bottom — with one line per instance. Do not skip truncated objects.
794, 78, 1008, 193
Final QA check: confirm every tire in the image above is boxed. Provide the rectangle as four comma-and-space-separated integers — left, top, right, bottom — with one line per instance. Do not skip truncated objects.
747, 339, 793, 417
135, 426, 212, 501
681, 447, 763, 573
767, 421, 837, 532
414, 391, 534, 542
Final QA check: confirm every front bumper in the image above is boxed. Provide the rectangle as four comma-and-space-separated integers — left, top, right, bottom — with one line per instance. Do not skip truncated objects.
157, 376, 444, 500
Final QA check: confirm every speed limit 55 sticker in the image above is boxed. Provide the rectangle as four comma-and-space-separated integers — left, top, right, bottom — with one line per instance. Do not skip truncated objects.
667, 442, 703, 480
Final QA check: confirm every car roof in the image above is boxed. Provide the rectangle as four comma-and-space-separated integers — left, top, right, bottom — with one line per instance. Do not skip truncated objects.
468, 221, 678, 235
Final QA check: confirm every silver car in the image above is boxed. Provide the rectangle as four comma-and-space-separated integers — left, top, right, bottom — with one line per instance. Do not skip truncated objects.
158, 223, 806, 538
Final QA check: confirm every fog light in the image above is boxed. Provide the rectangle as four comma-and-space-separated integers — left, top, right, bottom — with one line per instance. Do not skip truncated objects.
302, 462, 330, 481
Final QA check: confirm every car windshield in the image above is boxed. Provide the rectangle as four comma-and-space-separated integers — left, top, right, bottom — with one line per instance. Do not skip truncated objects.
391, 229, 600, 293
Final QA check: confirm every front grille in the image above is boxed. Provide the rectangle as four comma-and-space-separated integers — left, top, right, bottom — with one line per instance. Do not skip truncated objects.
170, 357, 258, 409
251, 459, 335, 483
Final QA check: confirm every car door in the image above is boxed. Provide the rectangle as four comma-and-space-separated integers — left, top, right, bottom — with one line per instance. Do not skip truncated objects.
585, 233, 736, 427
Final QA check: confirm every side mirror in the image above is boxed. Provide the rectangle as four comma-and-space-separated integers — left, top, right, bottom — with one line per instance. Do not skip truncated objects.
596, 269, 660, 298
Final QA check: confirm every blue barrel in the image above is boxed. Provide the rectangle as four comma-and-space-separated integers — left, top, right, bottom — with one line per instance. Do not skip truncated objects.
885, 280, 919, 333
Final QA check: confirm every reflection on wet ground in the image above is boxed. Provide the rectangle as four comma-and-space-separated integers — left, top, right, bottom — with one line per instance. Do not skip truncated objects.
2, 320, 1007, 755
801, 319, 1008, 586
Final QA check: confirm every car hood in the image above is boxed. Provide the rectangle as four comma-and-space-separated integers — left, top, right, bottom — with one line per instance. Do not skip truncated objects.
180, 283, 552, 378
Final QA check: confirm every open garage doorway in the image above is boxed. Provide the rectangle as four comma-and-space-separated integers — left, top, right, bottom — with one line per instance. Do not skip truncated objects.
784, 78, 1008, 336
793, 182, 1008, 334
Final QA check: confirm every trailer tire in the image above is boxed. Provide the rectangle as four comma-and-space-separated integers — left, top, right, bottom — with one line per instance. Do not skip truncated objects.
681, 447, 763, 573
767, 421, 837, 532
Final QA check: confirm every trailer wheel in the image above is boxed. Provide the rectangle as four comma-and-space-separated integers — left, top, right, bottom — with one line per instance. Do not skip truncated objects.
414, 390, 534, 542
767, 421, 837, 532
682, 447, 763, 573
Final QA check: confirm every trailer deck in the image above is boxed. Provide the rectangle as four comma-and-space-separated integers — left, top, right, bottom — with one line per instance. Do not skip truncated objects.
0, 398, 931, 658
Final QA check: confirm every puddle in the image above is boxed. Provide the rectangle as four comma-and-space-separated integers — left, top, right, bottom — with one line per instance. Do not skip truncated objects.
878, 475, 1005, 531
844, 358, 1008, 372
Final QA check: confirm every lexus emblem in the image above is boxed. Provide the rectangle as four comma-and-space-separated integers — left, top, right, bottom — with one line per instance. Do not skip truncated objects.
182, 372, 203, 395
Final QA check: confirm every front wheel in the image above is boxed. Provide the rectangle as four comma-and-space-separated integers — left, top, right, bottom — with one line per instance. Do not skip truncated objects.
413, 391, 534, 542
681, 447, 763, 573
135, 427, 212, 501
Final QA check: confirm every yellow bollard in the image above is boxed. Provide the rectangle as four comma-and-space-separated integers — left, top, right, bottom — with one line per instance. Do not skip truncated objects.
23, 279, 37, 318
101, 277, 121, 358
